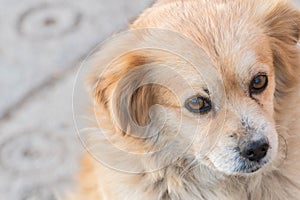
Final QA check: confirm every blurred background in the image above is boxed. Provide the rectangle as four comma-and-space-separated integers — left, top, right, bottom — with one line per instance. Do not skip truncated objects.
0, 0, 153, 199
0, 0, 299, 199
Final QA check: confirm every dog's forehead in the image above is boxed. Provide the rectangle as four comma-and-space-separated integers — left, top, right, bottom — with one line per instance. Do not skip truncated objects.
176, 47, 270, 80
215, 50, 265, 77
131, 0, 275, 100
132, 0, 274, 79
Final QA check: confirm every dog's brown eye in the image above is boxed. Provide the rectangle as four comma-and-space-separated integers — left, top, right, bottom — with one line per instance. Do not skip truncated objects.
250, 74, 268, 94
185, 96, 211, 114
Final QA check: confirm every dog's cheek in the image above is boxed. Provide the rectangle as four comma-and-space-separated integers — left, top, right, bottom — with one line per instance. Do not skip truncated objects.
205, 146, 238, 174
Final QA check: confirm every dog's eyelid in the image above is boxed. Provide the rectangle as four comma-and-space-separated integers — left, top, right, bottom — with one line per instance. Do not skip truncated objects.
194, 89, 210, 99
193, 93, 210, 100
254, 72, 268, 77
203, 88, 210, 95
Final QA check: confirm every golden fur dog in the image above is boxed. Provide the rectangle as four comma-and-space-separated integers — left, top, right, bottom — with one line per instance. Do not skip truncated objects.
69, 0, 300, 199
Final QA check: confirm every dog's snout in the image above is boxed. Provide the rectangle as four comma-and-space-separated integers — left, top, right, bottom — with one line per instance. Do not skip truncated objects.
240, 139, 269, 162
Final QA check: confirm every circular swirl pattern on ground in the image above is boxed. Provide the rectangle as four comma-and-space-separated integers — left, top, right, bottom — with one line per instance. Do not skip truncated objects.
18, 3, 82, 39
0, 131, 65, 174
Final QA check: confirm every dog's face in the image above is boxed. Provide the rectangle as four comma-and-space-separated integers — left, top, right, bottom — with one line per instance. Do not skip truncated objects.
184, 42, 277, 174
88, 0, 300, 175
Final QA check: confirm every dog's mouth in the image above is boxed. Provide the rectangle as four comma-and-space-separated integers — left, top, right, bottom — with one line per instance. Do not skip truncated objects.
206, 149, 272, 175
232, 156, 270, 174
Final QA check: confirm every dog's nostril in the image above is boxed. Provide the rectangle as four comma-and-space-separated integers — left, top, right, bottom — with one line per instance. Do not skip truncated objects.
261, 143, 269, 151
240, 140, 269, 162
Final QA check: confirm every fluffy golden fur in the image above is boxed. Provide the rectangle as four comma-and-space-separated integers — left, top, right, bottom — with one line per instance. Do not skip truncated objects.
69, 0, 300, 199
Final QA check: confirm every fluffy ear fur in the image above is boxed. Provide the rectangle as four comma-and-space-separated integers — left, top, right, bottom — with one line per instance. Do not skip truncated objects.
111, 58, 157, 134
264, 1, 300, 45
87, 52, 159, 137
262, 1, 300, 107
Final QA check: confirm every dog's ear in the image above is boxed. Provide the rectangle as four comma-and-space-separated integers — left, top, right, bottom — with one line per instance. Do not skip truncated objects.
261, 1, 300, 98
263, 1, 300, 45
87, 52, 160, 136
111, 55, 157, 133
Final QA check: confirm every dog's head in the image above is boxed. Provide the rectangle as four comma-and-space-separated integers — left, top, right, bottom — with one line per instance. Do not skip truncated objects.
87, 0, 300, 175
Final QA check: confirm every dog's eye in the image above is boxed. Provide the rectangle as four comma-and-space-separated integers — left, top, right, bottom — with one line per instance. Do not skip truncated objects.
185, 96, 211, 114
250, 74, 268, 94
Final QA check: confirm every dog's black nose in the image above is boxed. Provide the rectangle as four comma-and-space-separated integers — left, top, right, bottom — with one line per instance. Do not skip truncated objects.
240, 139, 269, 162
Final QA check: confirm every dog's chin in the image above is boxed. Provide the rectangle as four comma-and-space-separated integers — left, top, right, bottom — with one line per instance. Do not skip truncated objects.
231, 158, 270, 175
207, 155, 272, 176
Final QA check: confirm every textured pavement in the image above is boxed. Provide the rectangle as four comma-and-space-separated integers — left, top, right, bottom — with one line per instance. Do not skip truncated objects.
0, 0, 153, 199
0, 0, 299, 200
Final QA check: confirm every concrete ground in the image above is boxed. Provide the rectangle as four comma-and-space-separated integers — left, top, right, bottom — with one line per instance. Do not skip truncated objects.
0, 0, 153, 199
0, 0, 299, 199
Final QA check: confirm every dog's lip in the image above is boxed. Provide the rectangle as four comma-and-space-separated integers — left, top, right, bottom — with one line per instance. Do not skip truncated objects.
241, 164, 262, 173
205, 153, 271, 175
230, 165, 264, 175
235, 159, 269, 174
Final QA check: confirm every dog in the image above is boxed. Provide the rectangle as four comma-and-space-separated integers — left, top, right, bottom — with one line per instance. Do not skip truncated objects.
69, 0, 300, 199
